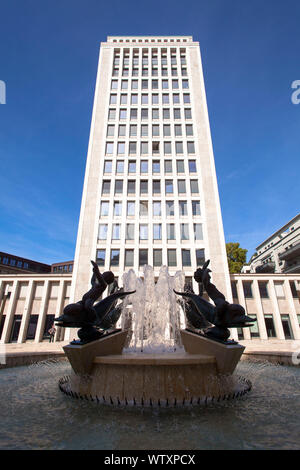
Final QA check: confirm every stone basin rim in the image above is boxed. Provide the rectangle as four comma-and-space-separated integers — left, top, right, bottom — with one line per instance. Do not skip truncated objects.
92, 353, 216, 365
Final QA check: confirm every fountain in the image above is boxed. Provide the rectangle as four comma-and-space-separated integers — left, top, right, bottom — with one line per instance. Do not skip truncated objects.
56, 261, 254, 406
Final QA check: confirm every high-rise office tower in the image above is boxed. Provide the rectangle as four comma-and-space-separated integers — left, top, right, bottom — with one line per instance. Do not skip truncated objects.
70, 36, 231, 310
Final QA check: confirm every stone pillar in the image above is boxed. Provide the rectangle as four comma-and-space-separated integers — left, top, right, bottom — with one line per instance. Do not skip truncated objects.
252, 279, 268, 340
1, 280, 19, 344
268, 279, 285, 340
236, 278, 251, 340
35, 280, 50, 343
18, 280, 35, 343
283, 279, 300, 340
54, 280, 67, 342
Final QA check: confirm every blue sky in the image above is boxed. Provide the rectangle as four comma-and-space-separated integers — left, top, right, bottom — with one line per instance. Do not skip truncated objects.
0, 0, 299, 264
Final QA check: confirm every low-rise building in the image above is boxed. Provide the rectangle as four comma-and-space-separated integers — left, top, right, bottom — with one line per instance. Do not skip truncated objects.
0, 252, 51, 275
248, 214, 300, 274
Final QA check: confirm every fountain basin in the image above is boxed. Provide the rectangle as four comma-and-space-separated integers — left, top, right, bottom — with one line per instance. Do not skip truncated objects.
59, 351, 251, 406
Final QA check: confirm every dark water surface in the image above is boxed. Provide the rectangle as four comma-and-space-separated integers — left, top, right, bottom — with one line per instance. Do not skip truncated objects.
0, 359, 299, 450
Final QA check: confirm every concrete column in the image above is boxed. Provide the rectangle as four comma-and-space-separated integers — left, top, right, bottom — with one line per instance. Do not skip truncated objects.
55, 280, 66, 342
35, 280, 50, 343
268, 279, 285, 340
252, 280, 268, 340
283, 279, 300, 340
1, 280, 19, 344
236, 278, 251, 340
18, 280, 35, 343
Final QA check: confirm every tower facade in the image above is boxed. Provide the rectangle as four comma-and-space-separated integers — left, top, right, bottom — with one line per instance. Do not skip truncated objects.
70, 36, 231, 315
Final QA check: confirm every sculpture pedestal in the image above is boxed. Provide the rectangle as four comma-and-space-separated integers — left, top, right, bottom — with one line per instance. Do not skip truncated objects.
180, 329, 245, 375
63, 329, 128, 375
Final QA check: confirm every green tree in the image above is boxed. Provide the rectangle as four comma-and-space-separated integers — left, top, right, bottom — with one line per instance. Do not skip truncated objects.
226, 243, 248, 273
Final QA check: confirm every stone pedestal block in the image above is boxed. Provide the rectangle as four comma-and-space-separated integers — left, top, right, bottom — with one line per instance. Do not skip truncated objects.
180, 329, 245, 375
63, 330, 128, 375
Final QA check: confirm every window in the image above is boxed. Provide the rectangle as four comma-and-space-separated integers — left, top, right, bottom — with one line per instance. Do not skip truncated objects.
168, 249, 177, 267
184, 108, 192, 119
96, 249, 105, 267
186, 125, 193, 136
152, 142, 160, 154
149, 122, 159, 136
180, 223, 189, 240
163, 108, 170, 120
181, 68, 187, 76
120, 94, 127, 104
162, 80, 168, 89
153, 201, 161, 216
152, 161, 160, 173
171, 68, 178, 76
111, 80, 118, 89
119, 109, 127, 120
152, 94, 159, 104
114, 180, 123, 194
100, 201, 109, 216
110, 249, 120, 267
116, 161, 124, 173
163, 125, 171, 137
127, 180, 136, 195
152, 109, 159, 119
141, 142, 148, 154
164, 142, 171, 154
161, 68, 168, 76
102, 181, 110, 194
112, 224, 121, 240
190, 180, 199, 193
153, 224, 162, 240
113, 201, 122, 216
183, 93, 190, 103
129, 124, 137, 137
175, 125, 182, 136
107, 125, 115, 136
108, 109, 116, 120
196, 249, 205, 266
178, 180, 186, 194
182, 249, 191, 266
153, 180, 161, 194
243, 281, 253, 298
172, 79, 179, 89
105, 142, 114, 154
140, 224, 148, 240
126, 223, 135, 240
275, 282, 285, 298
187, 142, 195, 154
110, 94, 117, 104
173, 94, 180, 104
189, 160, 197, 173
125, 249, 134, 267
182, 79, 189, 89
164, 160, 172, 173
141, 109, 148, 120
176, 160, 185, 173
264, 314, 277, 338
152, 68, 158, 76
131, 94, 138, 104
166, 201, 174, 216
127, 201, 135, 216
167, 223, 175, 240
139, 249, 148, 266
98, 224, 108, 240
165, 180, 174, 194
142, 79, 148, 89
131, 80, 138, 90
194, 224, 203, 240
104, 161, 112, 173
140, 160, 148, 173
129, 142, 137, 154
192, 201, 201, 216
258, 281, 269, 298
130, 109, 138, 120
132, 68, 138, 76
140, 180, 148, 194
139, 201, 148, 216
175, 142, 183, 154
174, 108, 181, 119
179, 200, 188, 216
142, 94, 148, 104
117, 142, 125, 154
118, 125, 126, 136
162, 94, 169, 104
121, 80, 128, 90
152, 80, 158, 89
153, 249, 162, 267
128, 161, 136, 173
